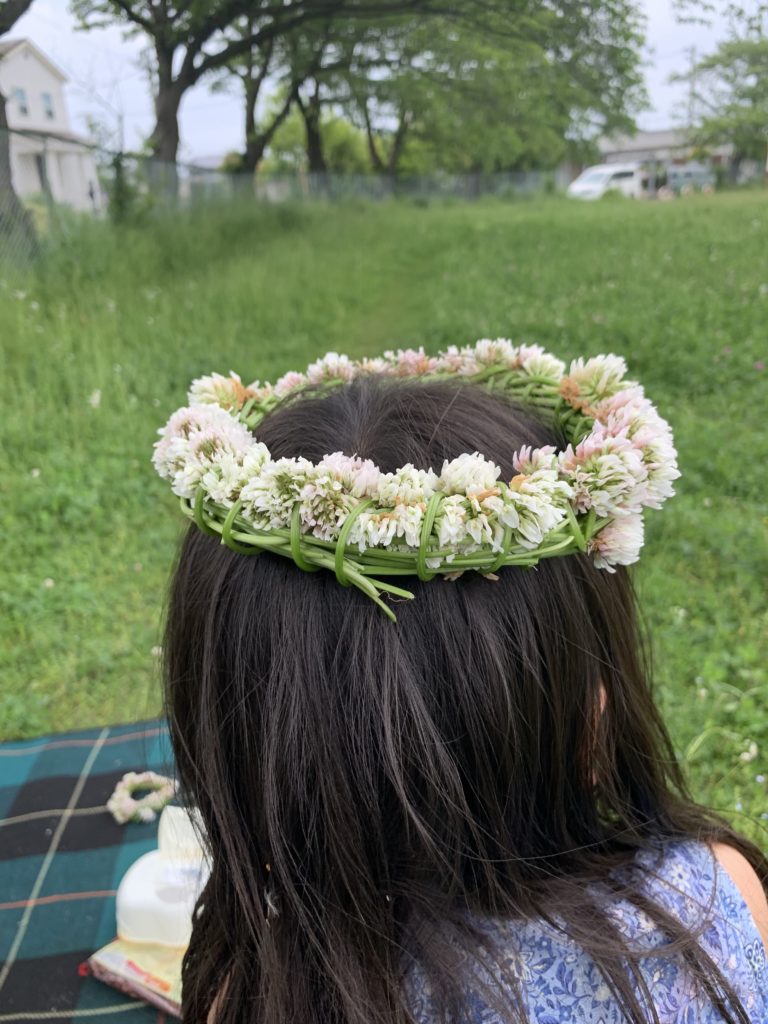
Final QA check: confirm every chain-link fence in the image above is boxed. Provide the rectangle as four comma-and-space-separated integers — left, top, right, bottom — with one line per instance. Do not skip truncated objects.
1, 123, 762, 264
0, 124, 577, 262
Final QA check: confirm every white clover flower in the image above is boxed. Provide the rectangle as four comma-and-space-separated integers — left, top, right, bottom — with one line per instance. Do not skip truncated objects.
438, 452, 501, 496
500, 469, 571, 548
642, 442, 680, 508
558, 435, 648, 517
517, 344, 565, 380
377, 464, 438, 507
153, 406, 253, 499
560, 355, 636, 412
300, 468, 357, 541
588, 514, 645, 571
200, 441, 270, 508
435, 495, 470, 548
170, 425, 251, 500
201, 452, 247, 507
357, 356, 392, 376
316, 451, 381, 498
240, 457, 312, 529
273, 371, 308, 397
349, 504, 425, 552
188, 371, 253, 410
472, 338, 521, 368
306, 352, 357, 384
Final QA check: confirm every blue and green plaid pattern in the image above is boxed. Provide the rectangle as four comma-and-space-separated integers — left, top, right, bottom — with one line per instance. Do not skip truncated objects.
0, 719, 176, 1023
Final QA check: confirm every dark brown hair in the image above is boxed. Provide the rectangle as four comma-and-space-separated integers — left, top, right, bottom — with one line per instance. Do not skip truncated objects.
164, 378, 766, 1024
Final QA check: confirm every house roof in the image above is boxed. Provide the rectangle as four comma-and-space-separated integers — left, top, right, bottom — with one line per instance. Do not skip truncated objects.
0, 39, 69, 82
598, 129, 690, 155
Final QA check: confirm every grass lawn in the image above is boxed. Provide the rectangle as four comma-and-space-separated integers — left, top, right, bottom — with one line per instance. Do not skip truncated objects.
1, 192, 766, 841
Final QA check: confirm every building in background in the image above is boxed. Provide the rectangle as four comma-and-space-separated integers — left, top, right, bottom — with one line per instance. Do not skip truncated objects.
598, 128, 733, 168
0, 39, 102, 212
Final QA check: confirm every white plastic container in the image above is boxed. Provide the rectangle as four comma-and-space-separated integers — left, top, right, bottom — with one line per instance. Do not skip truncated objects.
116, 805, 210, 947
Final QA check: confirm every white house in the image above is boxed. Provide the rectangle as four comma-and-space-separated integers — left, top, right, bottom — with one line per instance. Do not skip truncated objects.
598, 128, 733, 167
0, 38, 102, 212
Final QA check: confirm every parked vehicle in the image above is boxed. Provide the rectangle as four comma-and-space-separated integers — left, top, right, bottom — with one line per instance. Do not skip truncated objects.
567, 163, 645, 200
665, 163, 716, 194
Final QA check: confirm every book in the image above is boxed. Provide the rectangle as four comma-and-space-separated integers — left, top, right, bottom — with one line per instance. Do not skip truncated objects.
88, 937, 183, 1017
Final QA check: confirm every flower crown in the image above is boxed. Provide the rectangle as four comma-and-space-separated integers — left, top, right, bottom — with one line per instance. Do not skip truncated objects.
153, 341, 680, 620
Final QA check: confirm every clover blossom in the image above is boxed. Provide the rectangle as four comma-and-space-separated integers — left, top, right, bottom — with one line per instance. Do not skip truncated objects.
377, 464, 438, 507
350, 504, 425, 551
438, 452, 501, 496
560, 355, 636, 412
273, 371, 308, 397
559, 435, 648, 517
188, 371, 254, 410
518, 344, 566, 380
306, 352, 357, 384
589, 514, 645, 571
240, 457, 312, 529
512, 444, 558, 475
472, 338, 521, 369
298, 454, 379, 540
382, 346, 439, 377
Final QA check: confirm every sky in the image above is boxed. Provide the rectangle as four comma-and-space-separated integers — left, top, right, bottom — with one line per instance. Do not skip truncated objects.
10, 0, 730, 164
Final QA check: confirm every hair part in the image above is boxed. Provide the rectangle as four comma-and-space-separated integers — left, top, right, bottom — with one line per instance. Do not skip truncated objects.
164, 378, 766, 1024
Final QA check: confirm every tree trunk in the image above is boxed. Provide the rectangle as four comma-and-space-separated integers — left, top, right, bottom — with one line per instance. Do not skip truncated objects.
387, 109, 411, 176
0, 89, 37, 256
148, 48, 183, 197
362, 100, 385, 173
244, 90, 296, 175
298, 87, 327, 175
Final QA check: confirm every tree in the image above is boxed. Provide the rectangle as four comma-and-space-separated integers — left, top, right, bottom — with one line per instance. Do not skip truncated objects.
70, 0, 460, 165
306, 3, 646, 176
675, 30, 768, 178
0, 0, 37, 252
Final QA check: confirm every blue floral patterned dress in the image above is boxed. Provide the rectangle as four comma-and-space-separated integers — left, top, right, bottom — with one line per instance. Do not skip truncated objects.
405, 841, 767, 1023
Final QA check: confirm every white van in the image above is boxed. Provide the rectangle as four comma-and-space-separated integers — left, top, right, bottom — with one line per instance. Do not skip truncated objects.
567, 163, 645, 201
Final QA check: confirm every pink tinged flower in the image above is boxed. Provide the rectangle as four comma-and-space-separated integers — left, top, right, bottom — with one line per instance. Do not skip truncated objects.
383, 347, 439, 377
274, 371, 308, 397
306, 352, 357, 384
558, 434, 648, 517
431, 345, 471, 374
512, 444, 558, 475
589, 514, 645, 571
316, 451, 381, 498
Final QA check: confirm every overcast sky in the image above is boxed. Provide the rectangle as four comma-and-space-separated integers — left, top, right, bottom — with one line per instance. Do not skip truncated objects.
12, 0, 729, 163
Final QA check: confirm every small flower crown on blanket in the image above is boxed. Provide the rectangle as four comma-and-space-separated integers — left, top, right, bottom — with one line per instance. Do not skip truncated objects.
153, 341, 680, 620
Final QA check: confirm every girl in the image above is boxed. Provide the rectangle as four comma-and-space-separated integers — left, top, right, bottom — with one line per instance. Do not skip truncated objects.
157, 347, 768, 1024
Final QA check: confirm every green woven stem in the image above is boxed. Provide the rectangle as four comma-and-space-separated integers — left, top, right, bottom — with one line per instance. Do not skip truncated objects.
334, 499, 373, 586
181, 493, 609, 621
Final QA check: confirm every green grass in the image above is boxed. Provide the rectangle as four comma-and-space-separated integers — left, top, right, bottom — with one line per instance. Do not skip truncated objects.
1, 193, 766, 842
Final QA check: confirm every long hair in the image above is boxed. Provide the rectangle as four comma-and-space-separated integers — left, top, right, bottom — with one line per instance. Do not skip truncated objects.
163, 378, 767, 1024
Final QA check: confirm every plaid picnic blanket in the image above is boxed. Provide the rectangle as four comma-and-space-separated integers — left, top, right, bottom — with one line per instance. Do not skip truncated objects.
0, 719, 176, 1023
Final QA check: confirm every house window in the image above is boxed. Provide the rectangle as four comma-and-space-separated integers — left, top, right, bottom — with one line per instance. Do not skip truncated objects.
13, 87, 28, 115
42, 92, 55, 120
